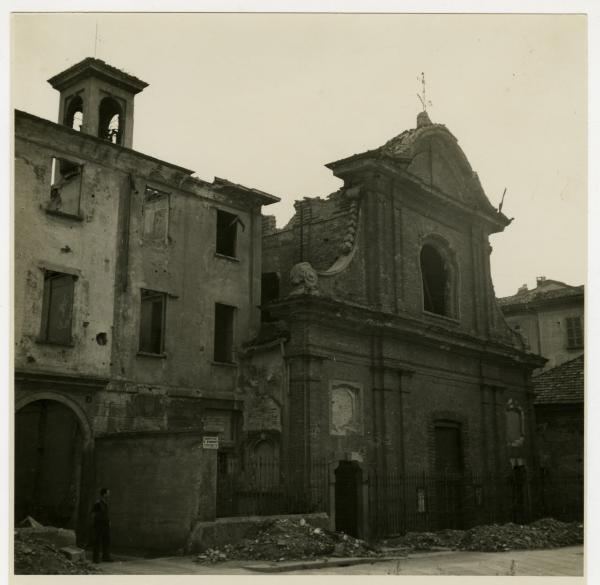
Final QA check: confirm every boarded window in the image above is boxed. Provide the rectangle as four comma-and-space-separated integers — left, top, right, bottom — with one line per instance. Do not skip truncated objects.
214, 303, 235, 363
216, 210, 238, 257
566, 316, 583, 349
49, 158, 82, 217
421, 244, 449, 316
40, 271, 75, 345
143, 187, 170, 243
139, 289, 166, 354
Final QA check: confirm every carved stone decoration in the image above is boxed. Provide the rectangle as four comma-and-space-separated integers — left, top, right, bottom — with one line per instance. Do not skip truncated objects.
339, 186, 361, 255
289, 262, 319, 295
244, 394, 282, 432
506, 398, 525, 447
330, 380, 362, 436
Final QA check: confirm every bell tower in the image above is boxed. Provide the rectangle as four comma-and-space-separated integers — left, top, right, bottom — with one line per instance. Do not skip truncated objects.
47, 57, 148, 149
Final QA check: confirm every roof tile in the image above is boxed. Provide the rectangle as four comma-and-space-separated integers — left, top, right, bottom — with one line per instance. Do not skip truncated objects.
533, 354, 584, 404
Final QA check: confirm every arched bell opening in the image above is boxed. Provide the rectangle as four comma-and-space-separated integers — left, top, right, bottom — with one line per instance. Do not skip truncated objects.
64, 95, 83, 131
98, 97, 123, 144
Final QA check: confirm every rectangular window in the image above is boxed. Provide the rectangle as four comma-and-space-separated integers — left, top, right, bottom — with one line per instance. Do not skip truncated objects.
48, 157, 82, 217
40, 271, 75, 345
214, 303, 235, 363
216, 210, 238, 258
566, 316, 583, 349
143, 186, 170, 244
139, 289, 166, 354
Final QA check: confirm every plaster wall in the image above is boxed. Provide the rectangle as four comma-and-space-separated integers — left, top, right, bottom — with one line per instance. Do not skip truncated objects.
14, 119, 122, 378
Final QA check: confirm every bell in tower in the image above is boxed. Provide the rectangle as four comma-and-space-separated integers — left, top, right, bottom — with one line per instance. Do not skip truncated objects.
47, 57, 148, 149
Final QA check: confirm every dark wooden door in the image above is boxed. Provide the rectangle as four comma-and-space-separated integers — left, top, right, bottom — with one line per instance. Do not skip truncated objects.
335, 461, 360, 536
434, 423, 464, 529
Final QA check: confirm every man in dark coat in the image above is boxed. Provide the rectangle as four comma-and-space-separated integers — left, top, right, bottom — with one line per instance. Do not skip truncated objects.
91, 487, 112, 563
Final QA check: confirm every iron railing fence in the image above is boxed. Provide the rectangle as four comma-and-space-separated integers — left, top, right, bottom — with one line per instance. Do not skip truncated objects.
216, 456, 583, 537
368, 468, 584, 538
216, 456, 330, 518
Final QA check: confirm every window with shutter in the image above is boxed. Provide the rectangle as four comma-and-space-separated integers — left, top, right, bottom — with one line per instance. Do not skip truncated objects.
139, 289, 166, 354
40, 271, 75, 345
566, 316, 583, 349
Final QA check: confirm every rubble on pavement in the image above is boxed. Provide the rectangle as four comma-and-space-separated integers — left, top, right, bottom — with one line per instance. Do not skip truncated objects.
194, 517, 582, 564
387, 518, 583, 552
14, 529, 101, 575
194, 517, 380, 564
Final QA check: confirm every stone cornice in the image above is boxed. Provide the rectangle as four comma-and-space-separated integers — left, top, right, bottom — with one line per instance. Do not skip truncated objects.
15, 369, 110, 390
269, 295, 545, 369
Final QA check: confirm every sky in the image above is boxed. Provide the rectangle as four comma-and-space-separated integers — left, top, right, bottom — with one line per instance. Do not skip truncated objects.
11, 12, 587, 297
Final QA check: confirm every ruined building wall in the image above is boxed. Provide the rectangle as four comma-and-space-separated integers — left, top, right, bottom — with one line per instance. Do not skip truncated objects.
14, 113, 123, 379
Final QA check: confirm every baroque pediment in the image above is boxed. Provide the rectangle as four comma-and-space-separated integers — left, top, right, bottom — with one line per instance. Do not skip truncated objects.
380, 121, 493, 211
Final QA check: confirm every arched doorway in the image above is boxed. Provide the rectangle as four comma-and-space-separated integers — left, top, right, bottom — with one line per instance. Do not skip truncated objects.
15, 399, 86, 529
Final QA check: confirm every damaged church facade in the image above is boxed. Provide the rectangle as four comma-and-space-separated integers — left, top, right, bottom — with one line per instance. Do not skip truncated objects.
14, 59, 544, 551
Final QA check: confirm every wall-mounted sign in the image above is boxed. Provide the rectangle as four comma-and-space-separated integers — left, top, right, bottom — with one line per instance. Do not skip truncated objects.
202, 436, 219, 450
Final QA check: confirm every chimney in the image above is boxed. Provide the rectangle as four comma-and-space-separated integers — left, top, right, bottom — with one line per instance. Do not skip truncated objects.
262, 215, 277, 236
536, 276, 547, 286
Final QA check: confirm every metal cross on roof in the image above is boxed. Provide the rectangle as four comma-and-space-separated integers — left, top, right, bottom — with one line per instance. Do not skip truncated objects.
417, 72, 433, 112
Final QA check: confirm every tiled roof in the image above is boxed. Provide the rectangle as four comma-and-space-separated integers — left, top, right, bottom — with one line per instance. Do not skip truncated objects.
48, 57, 148, 93
533, 354, 584, 405
498, 281, 584, 308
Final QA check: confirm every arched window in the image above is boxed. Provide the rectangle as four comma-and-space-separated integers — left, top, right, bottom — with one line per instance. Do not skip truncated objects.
420, 243, 455, 317
64, 96, 83, 131
98, 97, 123, 144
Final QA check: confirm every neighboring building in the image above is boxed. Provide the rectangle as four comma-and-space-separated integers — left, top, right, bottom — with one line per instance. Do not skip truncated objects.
14, 58, 279, 550
240, 110, 545, 538
498, 277, 584, 372
498, 279, 584, 521
533, 355, 584, 520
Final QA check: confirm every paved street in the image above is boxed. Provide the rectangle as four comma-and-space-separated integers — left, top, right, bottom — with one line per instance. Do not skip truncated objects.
99, 545, 584, 576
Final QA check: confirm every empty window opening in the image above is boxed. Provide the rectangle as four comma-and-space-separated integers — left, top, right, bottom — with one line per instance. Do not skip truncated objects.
214, 303, 235, 363
40, 271, 75, 345
260, 272, 280, 322
143, 186, 170, 243
139, 289, 166, 354
421, 244, 449, 316
64, 95, 83, 131
49, 157, 82, 217
216, 210, 238, 258
261, 272, 280, 303
98, 97, 123, 144
566, 316, 583, 349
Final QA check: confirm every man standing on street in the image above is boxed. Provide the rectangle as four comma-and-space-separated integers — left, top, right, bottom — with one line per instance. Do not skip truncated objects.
91, 487, 112, 563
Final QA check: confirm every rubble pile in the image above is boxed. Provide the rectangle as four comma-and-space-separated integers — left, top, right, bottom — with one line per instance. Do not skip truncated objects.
195, 518, 379, 563
14, 531, 101, 575
393, 518, 583, 552
461, 518, 583, 552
